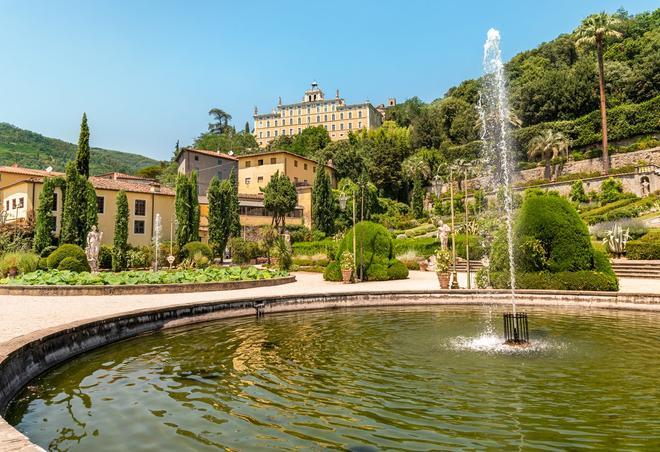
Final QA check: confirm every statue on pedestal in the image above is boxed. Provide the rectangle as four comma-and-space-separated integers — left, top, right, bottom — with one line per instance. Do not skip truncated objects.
85, 225, 103, 273
437, 220, 451, 250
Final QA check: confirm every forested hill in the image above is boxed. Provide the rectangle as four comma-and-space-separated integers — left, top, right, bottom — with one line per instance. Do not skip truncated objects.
385, 8, 659, 149
0, 122, 159, 175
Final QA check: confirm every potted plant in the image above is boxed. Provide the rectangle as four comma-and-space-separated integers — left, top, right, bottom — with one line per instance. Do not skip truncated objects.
340, 250, 354, 283
435, 248, 452, 289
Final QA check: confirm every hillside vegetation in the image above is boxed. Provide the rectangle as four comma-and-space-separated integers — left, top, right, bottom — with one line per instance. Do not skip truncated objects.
0, 122, 158, 175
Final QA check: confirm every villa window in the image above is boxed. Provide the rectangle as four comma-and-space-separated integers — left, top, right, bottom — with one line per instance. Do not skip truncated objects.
258, 159, 264, 166
290, 128, 293, 135
5, 200, 9, 210
18, 197, 24, 208
304, 163, 308, 170
270, 157, 276, 164
316, 106, 320, 113
267, 120, 270, 127
97, 196, 105, 214
275, 120, 278, 126
298, 128, 301, 133
294, 160, 298, 167
359, 121, 362, 129
245, 161, 251, 168
12, 199, 16, 209
259, 132, 263, 138
282, 129, 285, 136
134, 220, 145, 234
324, 125, 328, 130
135, 199, 146, 216
52, 193, 58, 211
245, 177, 251, 185
289, 118, 293, 125
274, 130, 278, 137
298, 117, 301, 125
257, 176, 264, 183
194, 155, 199, 161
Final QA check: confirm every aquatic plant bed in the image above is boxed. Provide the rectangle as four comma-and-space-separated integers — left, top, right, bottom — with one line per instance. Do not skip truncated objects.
0, 267, 293, 296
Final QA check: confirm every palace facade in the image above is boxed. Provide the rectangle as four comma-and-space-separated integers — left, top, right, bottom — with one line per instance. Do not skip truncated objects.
253, 82, 394, 148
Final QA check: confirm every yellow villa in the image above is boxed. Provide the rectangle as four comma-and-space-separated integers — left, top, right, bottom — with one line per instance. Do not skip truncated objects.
0, 165, 175, 247
253, 81, 393, 148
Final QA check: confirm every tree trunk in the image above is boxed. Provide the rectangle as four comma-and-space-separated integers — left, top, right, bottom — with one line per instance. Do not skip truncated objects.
544, 158, 551, 180
597, 38, 610, 175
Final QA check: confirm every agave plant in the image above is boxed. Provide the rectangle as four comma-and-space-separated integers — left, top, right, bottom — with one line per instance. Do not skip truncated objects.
602, 224, 630, 258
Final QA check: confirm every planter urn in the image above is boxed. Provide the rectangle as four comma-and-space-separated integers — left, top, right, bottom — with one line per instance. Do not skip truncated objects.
437, 272, 450, 289
419, 260, 429, 272
341, 269, 353, 284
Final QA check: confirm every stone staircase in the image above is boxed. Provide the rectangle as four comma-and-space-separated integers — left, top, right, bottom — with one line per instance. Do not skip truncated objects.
611, 260, 660, 279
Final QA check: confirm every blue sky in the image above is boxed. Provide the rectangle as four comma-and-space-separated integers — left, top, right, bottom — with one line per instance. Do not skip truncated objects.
0, 0, 656, 161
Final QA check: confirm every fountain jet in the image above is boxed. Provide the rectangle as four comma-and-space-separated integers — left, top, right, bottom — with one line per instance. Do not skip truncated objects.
478, 28, 529, 345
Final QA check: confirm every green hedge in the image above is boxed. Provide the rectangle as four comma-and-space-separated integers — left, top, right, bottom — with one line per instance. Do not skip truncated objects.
183, 241, 213, 259
292, 239, 337, 257
584, 195, 658, 225
393, 237, 439, 258
47, 244, 90, 272
626, 230, 660, 260
58, 256, 88, 272
490, 270, 618, 291
510, 96, 660, 160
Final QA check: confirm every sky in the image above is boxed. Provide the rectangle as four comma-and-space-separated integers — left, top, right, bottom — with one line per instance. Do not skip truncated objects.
0, 0, 657, 161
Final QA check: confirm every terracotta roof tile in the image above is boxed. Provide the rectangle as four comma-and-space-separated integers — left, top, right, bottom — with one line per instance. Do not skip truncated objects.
89, 177, 175, 196
183, 148, 238, 161
0, 166, 64, 177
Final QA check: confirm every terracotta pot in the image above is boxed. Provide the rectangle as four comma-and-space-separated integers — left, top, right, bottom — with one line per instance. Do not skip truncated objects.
437, 272, 450, 289
341, 269, 353, 284
419, 260, 428, 272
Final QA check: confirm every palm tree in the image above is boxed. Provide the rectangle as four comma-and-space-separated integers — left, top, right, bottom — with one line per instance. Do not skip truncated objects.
575, 12, 623, 175
527, 130, 571, 180
208, 108, 233, 135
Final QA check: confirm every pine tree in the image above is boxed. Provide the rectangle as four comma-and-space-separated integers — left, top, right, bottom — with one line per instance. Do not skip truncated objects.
112, 190, 129, 271
207, 177, 231, 260
312, 164, 335, 235
33, 177, 56, 253
77, 113, 90, 178
228, 167, 241, 237
60, 162, 88, 245
190, 171, 200, 242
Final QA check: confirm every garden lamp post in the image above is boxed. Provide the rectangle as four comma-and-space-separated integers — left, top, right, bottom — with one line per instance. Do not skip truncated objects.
449, 166, 459, 289
464, 164, 471, 289
338, 191, 357, 279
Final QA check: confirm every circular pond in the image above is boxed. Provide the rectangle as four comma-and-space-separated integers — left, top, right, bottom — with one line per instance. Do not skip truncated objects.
6, 306, 660, 450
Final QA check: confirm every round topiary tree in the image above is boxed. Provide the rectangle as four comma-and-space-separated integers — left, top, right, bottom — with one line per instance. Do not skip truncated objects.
58, 256, 88, 272
325, 221, 408, 282
47, 244, 90, 271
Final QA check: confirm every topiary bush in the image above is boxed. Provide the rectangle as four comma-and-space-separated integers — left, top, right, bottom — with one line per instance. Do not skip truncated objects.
366, 263, 389, 281
183, 241, 213, 260
58, 256, 88, 272
38, 257, 49, 270
229, 237, 262, 265
47, 244, 89, 272
626, 230, 660, 260
387, 259, 409, 280
489, 191, 617, 291
99, 245, 113, 270
40, 245, 58, 258
336, 221, 393, 280
323, 261, 342, 281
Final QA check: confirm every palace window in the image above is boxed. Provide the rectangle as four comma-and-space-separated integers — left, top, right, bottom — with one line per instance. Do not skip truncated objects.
134, 220, 145, 234
258, 159, 264, 166
290, 128, 293, 135
359, 121, 362, 129
282, 129, 285, 136
270, 157, 276, 164
349, 123, 353, 129
135, 200, 146, 216
340, 123, 344, 130
259, 132, 263, 138
274, 130, 278, 137
324, 105, 327, 112
316, 106, 320, 113
324, 114, 327, 121
267, 120, 270, 127
298, 117, 301, 124
331, 113, 335, 121
298, 128, 301, 133
332, 124, 335, 131
275, 119, 278, 126
245, 161, 251, 168
358, 111, 362, 118
340, 112, 344, 120
97, 196, 105, 214
348, 112, 352, 119
289, 118, 293, 125
316, 115, 320, 123
257, 176, 264, 183
324, 125, 328, 130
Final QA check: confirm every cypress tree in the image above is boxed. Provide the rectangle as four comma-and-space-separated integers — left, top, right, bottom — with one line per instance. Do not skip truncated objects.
112, 190, 129, 271
33, 177, 56, 253
85, 180, 98, 236
412, 178, 425, 218
312, 164, 335, 235
60, 162, 88, 245
207, 177, 231, 260
228, 167, 241, 237
175, 173, 192, 248
77, 113, 90, 178
190, 171, 200, 242
244, 121, 250, 134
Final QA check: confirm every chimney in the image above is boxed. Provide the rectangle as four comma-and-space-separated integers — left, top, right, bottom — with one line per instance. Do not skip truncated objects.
150, 182, 161, 193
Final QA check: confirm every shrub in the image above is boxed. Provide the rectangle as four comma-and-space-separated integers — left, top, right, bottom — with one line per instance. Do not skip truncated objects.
452, 233, 486, 260
38, 257, 49, 270
0, 252, 40, 277
229, 237, 262, 265
387, 259, 409, 280
493, 191, 593, 273
47, 244, 89, 271
99, 245, 113, 269
599, 178, 624, 205
286, 225, 312, 243
273, 238, 293, 271
366, 263, 389, 281
58, 256, 88, 272
292, 239, 337, 257
192, 252, 210, 268
323, 261, 342, 281
490, 270, 618, 291
393, 237, 439, 258
626, 231, 660, 260
337, 221, 393, 281
183, 241, 213, 260
127, 248, 151, 269
40, 245, 58, 258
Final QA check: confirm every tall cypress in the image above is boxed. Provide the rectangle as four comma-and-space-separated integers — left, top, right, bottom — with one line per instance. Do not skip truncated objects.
228, 167, 241, 237
60, 162, 88, 246
85, 180, 98, 236
312, 164, 335, 235
112, 190, 129, 271
77, 113, 90, 178
190, 171, 200, 242
175, 173, 192, 248
244, 121, 250, 134
411, 178, 425, 218
207, 177, 231, 260
33, 178, 56, 253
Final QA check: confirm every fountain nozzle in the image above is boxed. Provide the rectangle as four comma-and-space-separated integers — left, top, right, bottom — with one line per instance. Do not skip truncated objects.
503, 312, 529, 345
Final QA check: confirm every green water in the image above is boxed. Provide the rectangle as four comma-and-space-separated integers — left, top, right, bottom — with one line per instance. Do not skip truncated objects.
6, 306, 660, 450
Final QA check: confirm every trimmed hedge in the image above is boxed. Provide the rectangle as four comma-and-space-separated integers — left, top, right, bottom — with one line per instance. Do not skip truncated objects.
323, 261, 342, 281
490, 270, 618, 291
387, 260, 409, 280
183, 241, 213, 259
58, 256, 88, 272
39, 245, 58, 258
626, 230, 660, 260
393, 237, 439, 258
47, 244, 90, 272
292, 239, 337, 257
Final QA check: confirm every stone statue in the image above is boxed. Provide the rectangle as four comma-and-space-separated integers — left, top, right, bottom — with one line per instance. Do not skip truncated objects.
86, 225, 103, 273
641, 178, 651, 197
423, 192, 432, 212
437, 221, 451, 250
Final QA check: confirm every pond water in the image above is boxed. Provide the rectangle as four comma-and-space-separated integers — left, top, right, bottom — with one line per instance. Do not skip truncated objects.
6, 306, 660, 450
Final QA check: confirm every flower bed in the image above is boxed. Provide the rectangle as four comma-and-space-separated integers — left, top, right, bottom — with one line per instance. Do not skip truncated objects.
1, 266, 288, 286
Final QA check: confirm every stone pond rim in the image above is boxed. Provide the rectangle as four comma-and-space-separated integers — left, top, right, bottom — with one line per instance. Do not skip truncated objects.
1, 289, 659, 451
0, 275, 296, 296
